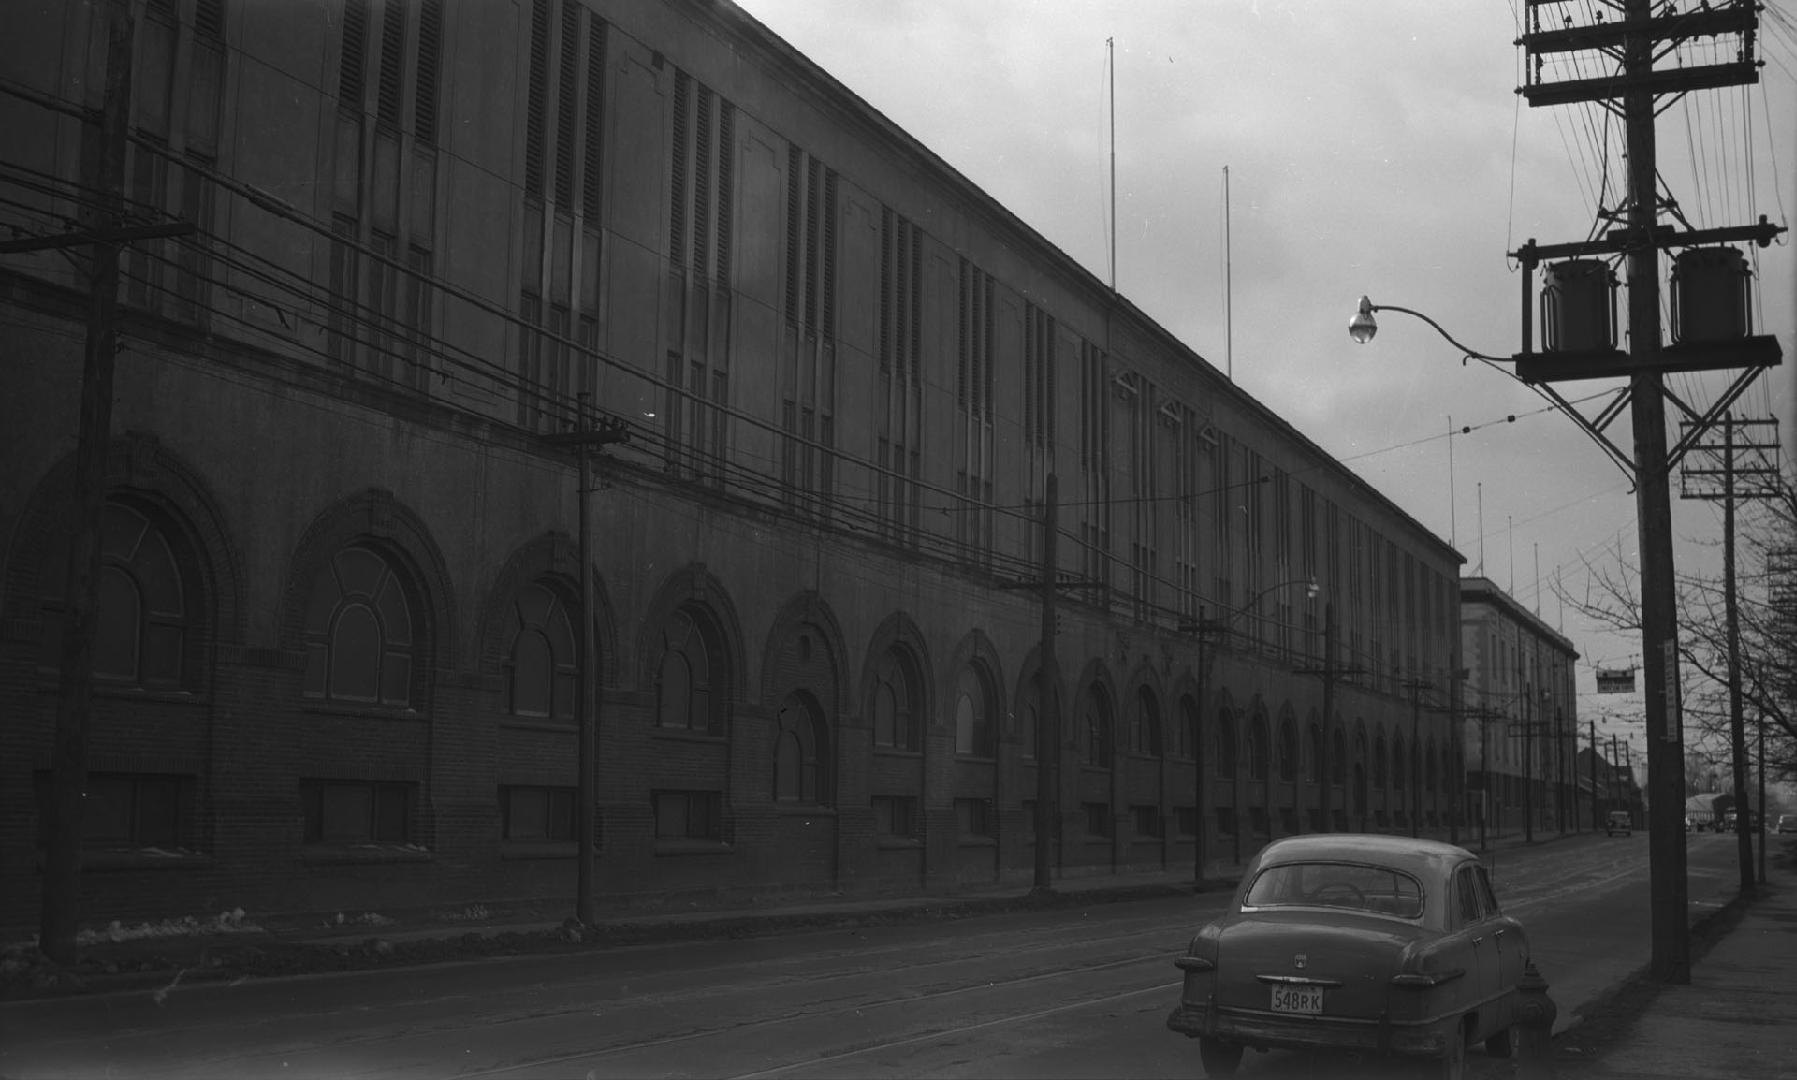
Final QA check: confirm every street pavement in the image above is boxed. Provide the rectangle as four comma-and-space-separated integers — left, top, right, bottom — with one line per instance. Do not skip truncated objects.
4, 827, 1793, 1078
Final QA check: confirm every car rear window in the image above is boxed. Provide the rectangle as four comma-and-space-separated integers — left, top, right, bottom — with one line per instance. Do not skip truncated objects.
1242, 861, 1425, 919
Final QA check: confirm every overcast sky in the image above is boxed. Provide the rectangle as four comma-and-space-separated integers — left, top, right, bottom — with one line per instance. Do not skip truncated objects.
735, 0, 1797, 768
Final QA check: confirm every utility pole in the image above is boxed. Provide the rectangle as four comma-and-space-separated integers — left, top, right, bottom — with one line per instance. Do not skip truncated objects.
1590, 719, 1600, 830
1679, 415, 1779, 896
1402, 678, 1431, 838
1034, 474, 1059, 893
1182, 603, 1219, 891
1516, 0, 1784, 983
545, 393, 628, 926
38, 5, 134, 968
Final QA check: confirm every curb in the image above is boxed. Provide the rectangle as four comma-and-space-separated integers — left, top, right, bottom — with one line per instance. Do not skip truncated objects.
1, 880, 1194, 1003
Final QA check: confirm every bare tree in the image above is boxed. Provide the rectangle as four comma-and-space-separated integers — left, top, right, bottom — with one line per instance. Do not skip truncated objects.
1551, 467, 1797, 782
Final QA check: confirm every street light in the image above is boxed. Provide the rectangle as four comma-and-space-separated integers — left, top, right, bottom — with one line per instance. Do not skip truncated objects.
1180, 576, 1319, 889
1349, 290, 1699, 982
1349, 297, 1507, 361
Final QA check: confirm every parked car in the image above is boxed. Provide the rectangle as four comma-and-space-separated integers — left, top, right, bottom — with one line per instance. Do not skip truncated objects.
1777, 814, 1797, 835
1606, 811, 1632, 837
1167, 834, 1529, 1078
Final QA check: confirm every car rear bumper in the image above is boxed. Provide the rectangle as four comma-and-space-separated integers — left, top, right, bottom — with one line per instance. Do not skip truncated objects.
1166, 1001, 1453, 1059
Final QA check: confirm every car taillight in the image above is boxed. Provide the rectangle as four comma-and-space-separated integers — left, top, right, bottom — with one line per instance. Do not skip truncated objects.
1174, 955, 1216, 972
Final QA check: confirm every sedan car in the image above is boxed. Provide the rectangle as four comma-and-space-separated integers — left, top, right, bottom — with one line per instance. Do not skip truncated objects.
1167, 835, 1530, 1078
1606, 810, 1632, 837
1777, 814, 1796, 835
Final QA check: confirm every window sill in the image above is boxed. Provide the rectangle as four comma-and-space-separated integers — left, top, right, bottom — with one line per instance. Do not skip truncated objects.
38, 681, 206, 705
79, 848, 214, 872
300, 843, 433, 866
300, 702, 425, 722
651, 726, 727, 743
500, 840, 578, 860
499, 718, 577, 735
872, 747, 923, 758
956, 835, 996, 848
654, 838, 732, 857
876, 836, 922, 850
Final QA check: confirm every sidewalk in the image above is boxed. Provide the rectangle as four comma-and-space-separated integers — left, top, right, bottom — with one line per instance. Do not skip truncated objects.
1559, 842, 1797, 1078
0, 826, 1576, 1001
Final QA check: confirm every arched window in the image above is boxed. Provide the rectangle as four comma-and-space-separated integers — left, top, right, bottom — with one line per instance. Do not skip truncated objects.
656, 605, 722, 733
1425, 736, 1438, 792
773, 692, 827, 804
871, 647, 920, 750
1177, 695, 1199, 761
1392, 732, 1407, 790
1247, 715, 1269, 779
1131, 687, 1162, 757
1307, 721, 1324, 785
1277, 717, 1298, 781
302, 545, 416, 706
1083, 687, 1113, 768
955, 663, 995, 757
506, 582, 575, 718
44, 501, 196, 689
1373, 731, 1388, 788
1331, 728, 1347, 784
1216, 710, 1237, 779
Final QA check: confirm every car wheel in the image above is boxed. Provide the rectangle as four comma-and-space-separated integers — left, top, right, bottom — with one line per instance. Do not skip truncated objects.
1436, 1019, 1468, 1080
1197, 1037, 1244, 1077
1484, 1025, 1515, 1058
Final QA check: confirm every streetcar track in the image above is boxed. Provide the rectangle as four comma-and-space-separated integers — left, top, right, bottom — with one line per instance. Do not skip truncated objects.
727, 980, 1181, 1079
452, 952, 1174, 1078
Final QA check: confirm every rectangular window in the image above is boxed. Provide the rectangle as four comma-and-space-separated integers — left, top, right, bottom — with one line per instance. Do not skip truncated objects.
955, 797, 992, 838
327, 214, 361, 363
1083, 801, 1111, 839
502, 785, 575, 842
36, 772, 189, 851
1131, 804, 1162, 838
339, 0, 370, 114
872, 795, 917, 838
653, 790, 722, 841
301, 779, 413, 844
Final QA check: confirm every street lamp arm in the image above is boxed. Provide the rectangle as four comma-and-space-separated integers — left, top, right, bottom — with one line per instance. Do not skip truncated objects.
1179, 576, 1319, 637
1350, 297, 1510, 364
1349, 295, 1638, 486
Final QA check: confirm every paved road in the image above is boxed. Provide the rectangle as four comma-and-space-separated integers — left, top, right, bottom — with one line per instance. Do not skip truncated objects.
0, 832, 1742, 1079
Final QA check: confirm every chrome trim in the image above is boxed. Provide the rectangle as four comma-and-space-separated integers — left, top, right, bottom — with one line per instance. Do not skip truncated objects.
1256, 974, 1345, 988
1174, 955, 1216, 972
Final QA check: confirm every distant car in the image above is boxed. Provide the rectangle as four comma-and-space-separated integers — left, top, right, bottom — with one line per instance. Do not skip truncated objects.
1606, 811, 1632, 837
1167, 835, 1529, 1077
1778, 814, 1797, 835
1684, 816, 1694, 833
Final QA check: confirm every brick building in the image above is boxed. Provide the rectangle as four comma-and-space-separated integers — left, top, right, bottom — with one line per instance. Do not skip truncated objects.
1459, 576, 1580, 840
1, 0, 1463, 929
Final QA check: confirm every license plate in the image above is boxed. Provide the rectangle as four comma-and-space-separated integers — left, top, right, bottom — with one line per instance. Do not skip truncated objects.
1271, 985, 1324, 1014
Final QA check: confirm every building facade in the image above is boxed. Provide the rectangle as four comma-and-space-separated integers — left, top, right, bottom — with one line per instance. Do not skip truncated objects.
0, 0, 1464, 929
1459, 577, 1579, 841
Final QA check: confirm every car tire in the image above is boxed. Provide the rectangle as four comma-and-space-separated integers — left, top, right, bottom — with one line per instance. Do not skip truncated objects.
1485, 1025, 1515, 1058
1197, 1037, 1244, 1077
